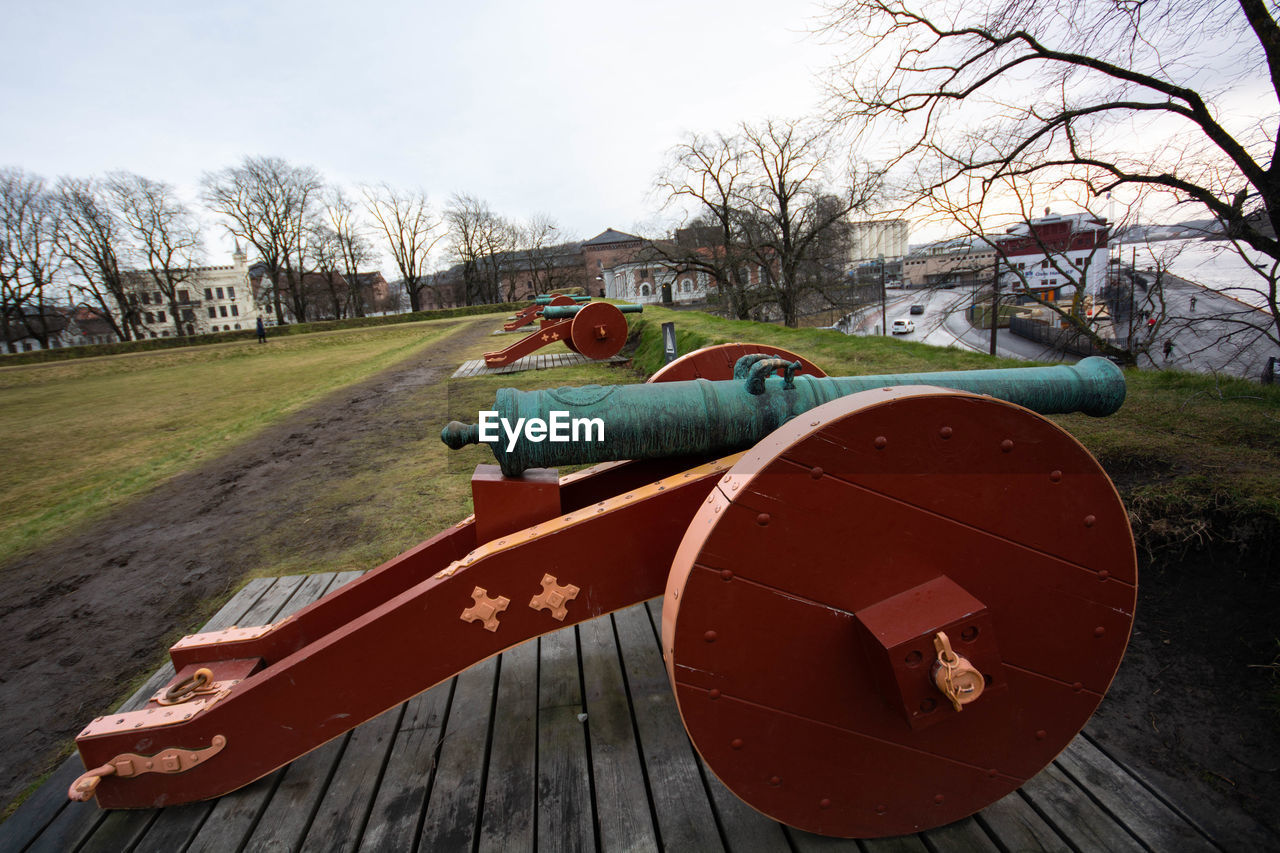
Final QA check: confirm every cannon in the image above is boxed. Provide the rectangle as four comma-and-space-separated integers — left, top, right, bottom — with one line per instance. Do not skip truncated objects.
69, 344, 1135, 840
540, 303, 643, 320
502, 293, 590, 331
483, 300, 640, 367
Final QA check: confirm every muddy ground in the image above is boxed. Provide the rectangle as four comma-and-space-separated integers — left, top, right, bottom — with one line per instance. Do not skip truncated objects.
1, 315, 1277, 846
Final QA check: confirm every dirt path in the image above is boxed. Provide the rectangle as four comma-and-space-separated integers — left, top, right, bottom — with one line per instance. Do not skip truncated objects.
0, 317, 493, 812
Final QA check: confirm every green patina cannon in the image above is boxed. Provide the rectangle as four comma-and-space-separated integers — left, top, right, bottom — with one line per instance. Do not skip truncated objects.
541, 303, 643, 320
442, 355, 1125, 476
534, 294, 591, 304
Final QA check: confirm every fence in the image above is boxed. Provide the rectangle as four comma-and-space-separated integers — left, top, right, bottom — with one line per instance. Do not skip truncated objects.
1008, 315, 1128, 358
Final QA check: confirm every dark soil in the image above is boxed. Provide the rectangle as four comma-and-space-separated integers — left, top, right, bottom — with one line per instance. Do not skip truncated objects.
1, 317, 1277, 848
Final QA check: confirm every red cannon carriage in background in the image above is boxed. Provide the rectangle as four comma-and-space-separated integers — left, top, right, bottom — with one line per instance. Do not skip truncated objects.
502, 293, 591, 331
69, 343, 1135, 839
483, 300, 641, 367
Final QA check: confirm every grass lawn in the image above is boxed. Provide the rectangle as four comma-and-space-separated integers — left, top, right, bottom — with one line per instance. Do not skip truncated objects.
0, 319, 470, 567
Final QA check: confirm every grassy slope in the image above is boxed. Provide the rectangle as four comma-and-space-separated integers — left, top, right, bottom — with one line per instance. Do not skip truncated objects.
628, 306, 1280, 557
0, 320, 467, 566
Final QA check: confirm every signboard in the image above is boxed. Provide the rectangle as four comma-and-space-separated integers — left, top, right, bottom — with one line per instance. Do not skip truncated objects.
662, 322, 678, 363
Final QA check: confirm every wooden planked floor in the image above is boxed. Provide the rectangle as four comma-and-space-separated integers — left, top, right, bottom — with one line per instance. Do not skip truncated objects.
2, 574, 1227, 852
451, 353, 630, 378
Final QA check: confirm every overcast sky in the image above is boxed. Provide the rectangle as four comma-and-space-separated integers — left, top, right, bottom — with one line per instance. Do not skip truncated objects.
2, 0, 842, 262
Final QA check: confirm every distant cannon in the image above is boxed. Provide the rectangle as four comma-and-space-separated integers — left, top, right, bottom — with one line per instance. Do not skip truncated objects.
503, 293, 590, 331
484, 301, 641, 367
70, 344, 1135, 841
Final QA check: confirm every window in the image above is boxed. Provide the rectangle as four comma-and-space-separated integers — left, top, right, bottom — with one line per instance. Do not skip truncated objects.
204, 288, 213, 300
681, 279, 692, 292
230, 304, 239, 316
234, 323, 241, 330
129, 294, 139, 306
145, 311, 154, 324
219, 305, 228, 317
140, 292, 150, 305
182, 309, 194, 322
641, 283, 651, 296
215, 287, 224, 299
227, 287, 235, 299
208, 307, 217, 318
153, 292, 161, 303
161, 330, 169, 337
157, 311, 166, 323
178, 290, 189, 302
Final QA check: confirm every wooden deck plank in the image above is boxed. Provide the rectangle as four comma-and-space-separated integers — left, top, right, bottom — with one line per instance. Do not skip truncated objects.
579, 613, 660, 853
536, 628, 596, 852
299, 705, 402, 852
922, 817, 1001, 852
974, 792, 1071, 852
356, 680, 455, 853
1056, 735, 1219, 852
617, 601, 723, 852
478, 643, 538, 853
700, 769, 793, 853
419, 657, 499, 852
1020, 763, 1145, 853
238, 734, 352, 851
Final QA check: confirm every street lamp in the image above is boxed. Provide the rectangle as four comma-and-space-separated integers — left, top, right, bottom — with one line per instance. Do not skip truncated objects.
879, 254, 887, 336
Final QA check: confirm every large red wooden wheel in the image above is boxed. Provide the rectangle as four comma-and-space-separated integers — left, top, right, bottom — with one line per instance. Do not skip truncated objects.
648, 342, 826, 382
568, 302, 629, 361
662, 386, 1136, 837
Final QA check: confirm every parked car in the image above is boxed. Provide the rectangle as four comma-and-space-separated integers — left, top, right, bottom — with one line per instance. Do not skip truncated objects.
909, 304, 925, 315
891, 318, 915, 334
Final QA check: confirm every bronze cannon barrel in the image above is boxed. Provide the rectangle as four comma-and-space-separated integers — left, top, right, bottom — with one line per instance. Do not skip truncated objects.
541, 303, 643, 319
442, 355, 1126, 476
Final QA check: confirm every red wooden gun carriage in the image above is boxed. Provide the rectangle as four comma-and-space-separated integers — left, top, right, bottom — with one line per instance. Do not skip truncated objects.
69, 343, 1134, 839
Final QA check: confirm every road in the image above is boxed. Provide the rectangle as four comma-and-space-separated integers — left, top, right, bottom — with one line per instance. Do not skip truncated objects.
842, 287, 1074, 362
841, 278, 1279, 378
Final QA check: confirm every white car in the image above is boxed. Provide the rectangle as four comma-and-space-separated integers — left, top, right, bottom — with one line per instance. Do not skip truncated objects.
891, 318, 915, 335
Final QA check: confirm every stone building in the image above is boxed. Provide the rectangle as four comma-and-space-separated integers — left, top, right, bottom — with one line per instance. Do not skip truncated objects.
120, 245, 253, 337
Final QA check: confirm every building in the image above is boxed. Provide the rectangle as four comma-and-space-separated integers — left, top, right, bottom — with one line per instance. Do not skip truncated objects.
902, 237, 1001, 289
848, 219, 910, 264
121, 245, 253, 337
996, 212, 1110, 300
1, 305, 119, 353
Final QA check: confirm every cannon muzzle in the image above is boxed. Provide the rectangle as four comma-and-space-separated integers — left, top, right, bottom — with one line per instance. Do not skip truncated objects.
442, 355, 1125, 476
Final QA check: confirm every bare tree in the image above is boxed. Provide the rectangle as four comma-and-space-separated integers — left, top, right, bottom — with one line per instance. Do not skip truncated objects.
518, 214, 583, 298
202, 156, 323, 324
444, 193, 515, 305
654, 132, 758, 319
52, 176, 139, 341
822, 0, 1280, 346
1, 168, 62, 351
107, 172, 203, 337
363, 184, 442, 313
654, 121, 877, 326
324, 189, 376, 317
306, 223, 348, 320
